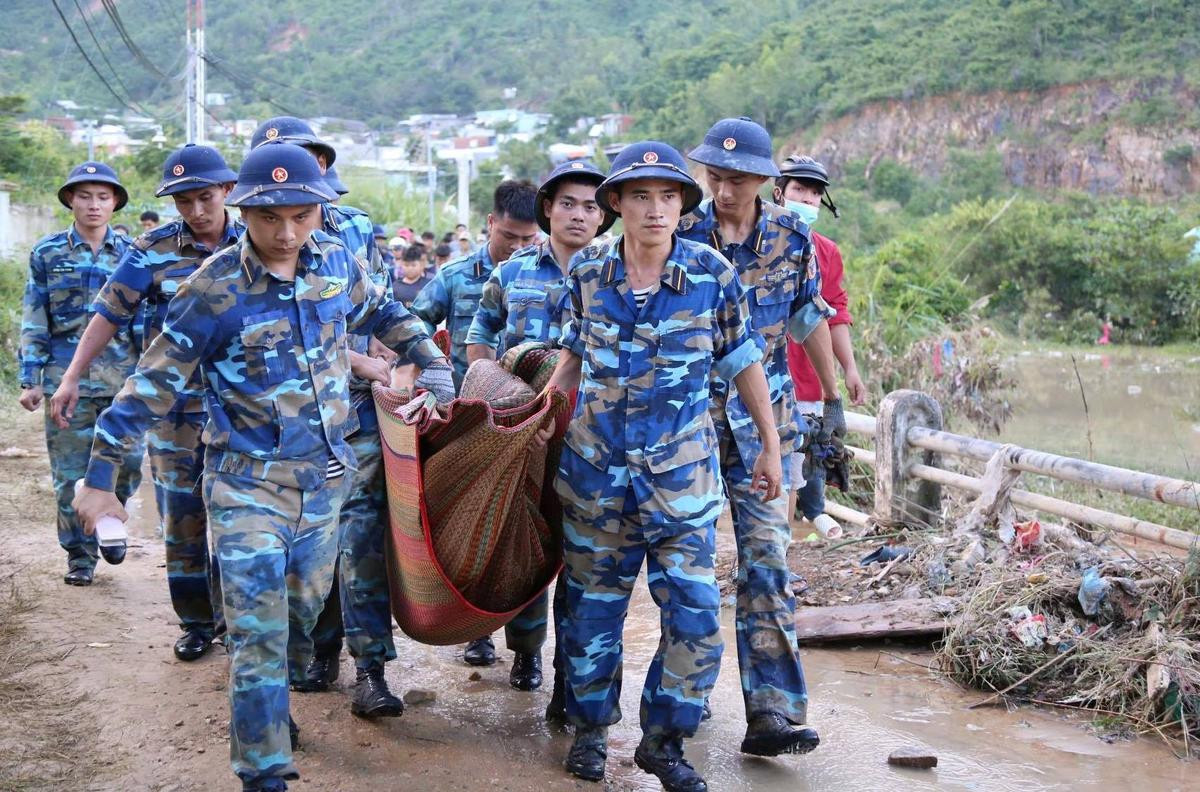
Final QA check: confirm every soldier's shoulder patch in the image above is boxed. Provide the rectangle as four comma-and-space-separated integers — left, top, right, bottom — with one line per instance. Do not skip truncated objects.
31, 231, 70, 256
677, 214, 698, 232
141, 221, 182, 247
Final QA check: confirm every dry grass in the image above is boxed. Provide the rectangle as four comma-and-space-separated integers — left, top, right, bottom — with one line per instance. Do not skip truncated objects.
0, 575, 94, 790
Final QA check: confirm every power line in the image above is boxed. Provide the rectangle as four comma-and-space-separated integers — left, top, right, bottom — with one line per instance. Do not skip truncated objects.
70, 0, 141, 109
50, 0, 144, 114
201, 54, 298, 115
98, 0, 168, 80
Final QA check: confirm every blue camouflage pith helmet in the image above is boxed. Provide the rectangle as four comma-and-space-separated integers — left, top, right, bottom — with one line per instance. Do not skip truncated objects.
226, 142, 337, 207
372, 223, 387, 240
324, 165, 349, 195
535, 159, 616, 235
58, 161, 128, 211
687, 116, 780, 178
250, 116, 337, 166
595, 141, 703, 216
779, 154, 839, 217
155, 143, 238, 197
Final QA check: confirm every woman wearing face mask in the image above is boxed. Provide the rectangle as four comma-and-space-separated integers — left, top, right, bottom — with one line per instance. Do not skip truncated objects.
775, 155, 865, 540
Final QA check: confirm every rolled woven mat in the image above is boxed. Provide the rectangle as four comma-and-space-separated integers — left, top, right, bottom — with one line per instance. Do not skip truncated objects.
460, 358, 537, 409
374, 347, 568, 644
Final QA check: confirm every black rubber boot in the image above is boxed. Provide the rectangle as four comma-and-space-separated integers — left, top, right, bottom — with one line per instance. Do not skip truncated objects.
565, 726, 607, 782
350, 666, 404, 719
740, 712, 820, 756
634, 734, 707, 792
173, 628, 212, 661
463, 636, 496, 666
288, 715, 300, 751
701, 698, 712, 722
509, 652, 543, 690
292, 651, 340, 692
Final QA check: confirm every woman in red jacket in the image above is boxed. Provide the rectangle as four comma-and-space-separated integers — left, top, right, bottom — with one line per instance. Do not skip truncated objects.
776, 156, 866, 538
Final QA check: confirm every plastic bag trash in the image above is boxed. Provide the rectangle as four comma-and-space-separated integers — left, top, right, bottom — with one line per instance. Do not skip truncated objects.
1012, 613, 1048, 647
1014, 520, 1041, 552
860, 545, 912, 566
1078, 566, 1111, 617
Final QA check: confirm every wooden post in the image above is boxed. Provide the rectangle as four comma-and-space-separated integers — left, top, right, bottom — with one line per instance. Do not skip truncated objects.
874, 390, 943, 526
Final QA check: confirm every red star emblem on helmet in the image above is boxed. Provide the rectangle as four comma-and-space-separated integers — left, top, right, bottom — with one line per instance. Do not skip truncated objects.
642, 151, 659, 164
723, 137, 737, 151
265, 127, 279, 140
271, 167, 288, 183
172, 164, 185, 176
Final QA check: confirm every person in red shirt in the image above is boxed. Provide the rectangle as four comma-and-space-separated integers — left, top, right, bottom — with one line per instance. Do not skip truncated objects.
776, 156, 866, 537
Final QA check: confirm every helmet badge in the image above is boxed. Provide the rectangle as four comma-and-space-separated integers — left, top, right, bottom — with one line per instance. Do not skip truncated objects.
722, 137, 737, 151
271, 167, 288, 183
172, 164, 185, 176
85, 166, 97, 173
642, 151, 659, 164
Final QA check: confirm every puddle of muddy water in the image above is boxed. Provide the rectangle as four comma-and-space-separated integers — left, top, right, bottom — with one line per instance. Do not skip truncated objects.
999, 348, 1200, 479
382, 572, 1193, 792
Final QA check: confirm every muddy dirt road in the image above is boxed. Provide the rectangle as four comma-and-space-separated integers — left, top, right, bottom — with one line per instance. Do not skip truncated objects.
0, 407, 1193, 791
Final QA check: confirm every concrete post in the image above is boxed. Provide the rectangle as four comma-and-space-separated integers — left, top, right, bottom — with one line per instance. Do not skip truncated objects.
0, 181, 15, 258
874, 389, 944, 527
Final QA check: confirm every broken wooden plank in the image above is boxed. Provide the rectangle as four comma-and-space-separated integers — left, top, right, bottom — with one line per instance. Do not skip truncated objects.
795, 597, 960, 644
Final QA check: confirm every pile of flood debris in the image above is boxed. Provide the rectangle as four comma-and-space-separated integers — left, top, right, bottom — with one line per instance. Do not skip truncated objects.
781, 503, 1200, 753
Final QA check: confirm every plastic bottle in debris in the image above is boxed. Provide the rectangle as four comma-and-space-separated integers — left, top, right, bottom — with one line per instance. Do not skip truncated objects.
74, 479, 127, 565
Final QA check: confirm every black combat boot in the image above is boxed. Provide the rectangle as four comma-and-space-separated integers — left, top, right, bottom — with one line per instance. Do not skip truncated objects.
350, 665, 404, 719
173, 628, 212, 661
292, 651, 340, 692
288, 715, 300, 751
634, 734, 707, 792
463, 636, 496, 666
509, 651, 542, 690
565, 725, 607, 782
740, 712, 820, 756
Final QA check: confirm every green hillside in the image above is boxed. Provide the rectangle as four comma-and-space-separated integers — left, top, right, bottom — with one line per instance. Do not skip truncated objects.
2, 0, 1198, 145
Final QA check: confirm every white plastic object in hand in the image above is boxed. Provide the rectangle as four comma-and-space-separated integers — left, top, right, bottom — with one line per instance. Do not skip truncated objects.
74, 479, 128, 546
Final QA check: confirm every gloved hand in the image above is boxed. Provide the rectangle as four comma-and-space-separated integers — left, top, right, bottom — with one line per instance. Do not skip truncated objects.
414, 361, 456, 404
815, 398, 845, 445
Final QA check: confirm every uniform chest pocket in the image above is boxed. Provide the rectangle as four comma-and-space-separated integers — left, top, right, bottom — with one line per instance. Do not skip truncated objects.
46, 265, 85, 318
240, 314, 297, 385
314, 295, 350, 340
158, 266, 197, 298
753, 273, 797, 307
508, 287, 548, 337
451, 296, 481, 342
654, 325, 714, 393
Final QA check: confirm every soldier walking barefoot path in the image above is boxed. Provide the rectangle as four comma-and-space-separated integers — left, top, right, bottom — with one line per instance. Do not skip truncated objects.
0, 411, 1192, 791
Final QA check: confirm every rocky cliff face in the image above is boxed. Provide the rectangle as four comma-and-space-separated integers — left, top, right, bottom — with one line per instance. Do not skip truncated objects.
792, 81, 1199, 198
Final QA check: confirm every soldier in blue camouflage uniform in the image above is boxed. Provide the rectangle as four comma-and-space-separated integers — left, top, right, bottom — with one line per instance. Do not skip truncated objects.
678, 117, 845, 757
246, 119, 407, 717
18, 161, 144, 586
541, 142, 783, 792
411, 180, 540, 388
73, 144, 455, 792
50, 144, 240, 659
464, 160, 614, 699
411, 179, 539, 668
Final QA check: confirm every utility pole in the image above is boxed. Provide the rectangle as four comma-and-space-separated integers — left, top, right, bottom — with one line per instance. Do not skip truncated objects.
425, 122, 436, 231
185, 0, 207, 143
